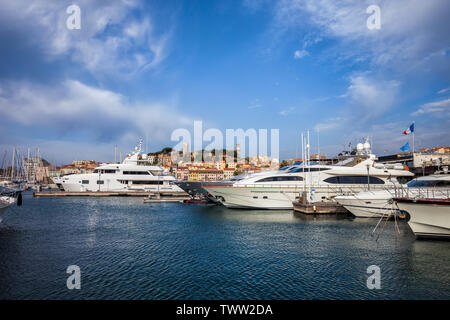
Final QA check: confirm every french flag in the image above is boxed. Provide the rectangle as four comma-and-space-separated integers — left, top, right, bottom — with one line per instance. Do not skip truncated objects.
402, 123, 414, 135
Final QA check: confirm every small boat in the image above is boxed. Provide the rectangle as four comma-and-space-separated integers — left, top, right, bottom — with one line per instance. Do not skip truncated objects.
0, 187, 23, 223
183, 199, 213, 204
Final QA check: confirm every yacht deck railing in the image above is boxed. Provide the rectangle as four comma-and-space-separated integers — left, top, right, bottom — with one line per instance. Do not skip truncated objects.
389, 186, 450, 200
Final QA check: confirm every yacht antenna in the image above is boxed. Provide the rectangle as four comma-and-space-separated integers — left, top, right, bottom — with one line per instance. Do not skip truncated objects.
301, 132, 305, 192
317, 128, 321, 191
301, 132, 304, 166
307, 129, 311, 201
317, 128, 320, 161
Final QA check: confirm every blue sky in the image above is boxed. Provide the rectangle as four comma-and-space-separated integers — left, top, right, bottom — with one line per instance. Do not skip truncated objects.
0, 0, 449, 164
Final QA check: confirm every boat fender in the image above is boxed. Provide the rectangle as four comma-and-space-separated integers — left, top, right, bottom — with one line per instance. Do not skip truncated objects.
17, 193, 23, 206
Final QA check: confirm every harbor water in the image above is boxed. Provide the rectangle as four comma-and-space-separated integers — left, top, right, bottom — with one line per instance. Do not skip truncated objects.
0, 192, 449, 300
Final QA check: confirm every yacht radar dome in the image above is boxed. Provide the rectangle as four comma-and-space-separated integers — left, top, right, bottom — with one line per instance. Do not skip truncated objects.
356, 143, 364, 154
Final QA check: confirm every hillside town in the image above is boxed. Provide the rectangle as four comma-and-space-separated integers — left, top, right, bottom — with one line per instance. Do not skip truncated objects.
1, 145, 450, 187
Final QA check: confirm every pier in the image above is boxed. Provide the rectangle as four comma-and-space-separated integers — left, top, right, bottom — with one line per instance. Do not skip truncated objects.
292, 201, 349, 214
292, 192, 349, 215
143, 196, 190, 203
33, 191, 189, 198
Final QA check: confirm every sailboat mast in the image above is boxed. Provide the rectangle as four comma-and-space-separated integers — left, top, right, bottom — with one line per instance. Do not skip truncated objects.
11, 146, 15, 180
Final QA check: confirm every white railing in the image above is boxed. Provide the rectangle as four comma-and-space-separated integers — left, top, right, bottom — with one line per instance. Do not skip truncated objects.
390, 186, 450, 200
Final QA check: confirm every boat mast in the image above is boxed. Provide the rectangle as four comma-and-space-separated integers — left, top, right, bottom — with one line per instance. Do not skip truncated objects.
11, 146, 15, 181
27, 148, 30, 182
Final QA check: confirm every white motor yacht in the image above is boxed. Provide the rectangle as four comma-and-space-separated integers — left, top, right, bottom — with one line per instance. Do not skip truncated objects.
202, 154, 414, 209
335, 173, 450, 218
55, 142, 184, 193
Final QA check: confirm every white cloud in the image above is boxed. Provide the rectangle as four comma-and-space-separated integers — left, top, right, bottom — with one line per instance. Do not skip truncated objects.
438, 87, 450, 94
269, 0, 450, 74
0, 79, 191, 143
294, 49, 309, 59
346, 75, 400, 118
411, 98, 450, 116
248, 99, 262, 109
0, 0, 171, 76
279, 107, 294, 116
314, 117, 345, 132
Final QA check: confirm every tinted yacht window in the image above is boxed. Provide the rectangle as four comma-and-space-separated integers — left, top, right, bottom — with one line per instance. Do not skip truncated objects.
123, 171, 150, 175
407, 179, 450, 187
288, 167, 331, 173
256, 176, 303, 182
324, 176, 385, 184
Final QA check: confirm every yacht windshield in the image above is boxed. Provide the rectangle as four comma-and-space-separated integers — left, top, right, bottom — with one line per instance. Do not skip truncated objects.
230, 173, 250, 181
407, 179, 450, 187
288, 167, 330, 173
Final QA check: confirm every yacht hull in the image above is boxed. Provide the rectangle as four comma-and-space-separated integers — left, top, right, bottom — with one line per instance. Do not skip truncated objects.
203, 185, 386, 209
396, 199, 450, 238
203, 186, 302, 209
335, 191, 398, 218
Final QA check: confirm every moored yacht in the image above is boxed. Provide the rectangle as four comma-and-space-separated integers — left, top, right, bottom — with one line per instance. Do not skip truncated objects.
202, 154, 414, 209
55, 142, 184, 193
0, 187, 22, 223
335, 173, 450, 218
395, 191, 450, 239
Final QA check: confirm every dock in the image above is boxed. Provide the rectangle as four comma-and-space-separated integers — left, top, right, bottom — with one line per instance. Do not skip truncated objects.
143, 196, 190, 203
292, 192, 349, 215
293, 201, 349, 214
33, 191, 189, 198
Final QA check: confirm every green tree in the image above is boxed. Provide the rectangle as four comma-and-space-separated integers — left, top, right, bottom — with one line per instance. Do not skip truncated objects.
279, 160, 290, 168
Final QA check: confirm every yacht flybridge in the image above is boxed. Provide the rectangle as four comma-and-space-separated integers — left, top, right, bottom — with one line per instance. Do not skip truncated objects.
202, 152, 414, 209
53, 142, 184, 193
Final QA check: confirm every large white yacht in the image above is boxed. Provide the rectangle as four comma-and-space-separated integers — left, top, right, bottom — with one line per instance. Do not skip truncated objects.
335, 173, 450, 218
53, 142, 184, 193
202, 154, 414, 209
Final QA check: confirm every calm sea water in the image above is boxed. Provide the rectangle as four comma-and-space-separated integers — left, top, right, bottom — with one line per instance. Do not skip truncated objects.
0, 192, 449, 300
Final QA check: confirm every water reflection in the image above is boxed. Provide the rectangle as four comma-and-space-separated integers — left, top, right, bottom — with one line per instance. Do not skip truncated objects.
1, 195, 449, 299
